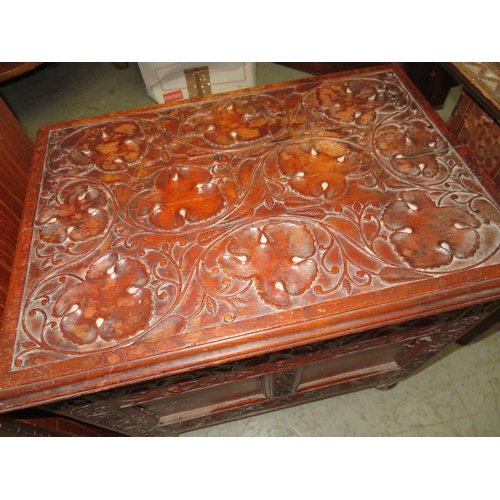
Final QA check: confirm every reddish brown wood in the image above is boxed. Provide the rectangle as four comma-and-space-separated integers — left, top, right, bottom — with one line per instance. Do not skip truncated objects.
0, 97, 32, 326
0, 63, 43, 83
278, 62, 457, 108
1, 65, 500, 435
448, 91, 500, 187
444, 62, 500, 122
0, 408, 122, 436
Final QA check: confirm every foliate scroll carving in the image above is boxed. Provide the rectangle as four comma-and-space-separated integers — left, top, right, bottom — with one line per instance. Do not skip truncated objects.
382, 191, 481, 269
135, 166, 226, 230
180, 95, 288, 148
13, 69, 500, 370
53, 253, 153, 346
219, 222, 318, 308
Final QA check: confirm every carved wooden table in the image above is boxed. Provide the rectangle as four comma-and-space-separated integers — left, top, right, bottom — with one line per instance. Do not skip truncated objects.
2, 64, 500, 436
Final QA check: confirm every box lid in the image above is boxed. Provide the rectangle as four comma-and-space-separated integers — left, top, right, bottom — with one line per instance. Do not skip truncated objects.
2, 64, 500, 411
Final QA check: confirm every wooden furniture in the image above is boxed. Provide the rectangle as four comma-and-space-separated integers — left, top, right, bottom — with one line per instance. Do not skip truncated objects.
0, 63, 44, 83
0, 97, 31, 324
278, 63, 457, 109
1, 65, 500, 436
0, 96, 123, 436
444, 63, 500, 344
446, 63, 500, 188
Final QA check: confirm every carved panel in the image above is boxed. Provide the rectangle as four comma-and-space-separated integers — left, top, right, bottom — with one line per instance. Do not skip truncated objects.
11, 68, 500, 372
51, 303, 497, 436
48, 303, 489, 410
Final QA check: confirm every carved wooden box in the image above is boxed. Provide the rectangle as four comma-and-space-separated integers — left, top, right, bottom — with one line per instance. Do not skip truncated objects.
2, 65, 500, 436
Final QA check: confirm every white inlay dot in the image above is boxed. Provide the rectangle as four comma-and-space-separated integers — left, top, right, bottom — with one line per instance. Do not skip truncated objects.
274, 282, 285, 291
68, 304, 79, 314
260, 234, 268, 244
406, 202, 418, 211
321, 181, 329, 191
235, 255, 248, 262
95, 318, 104, 328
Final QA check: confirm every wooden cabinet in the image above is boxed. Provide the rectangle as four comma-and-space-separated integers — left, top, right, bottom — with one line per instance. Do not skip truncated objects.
1, 65, 500, 436
445, 63, 500, 189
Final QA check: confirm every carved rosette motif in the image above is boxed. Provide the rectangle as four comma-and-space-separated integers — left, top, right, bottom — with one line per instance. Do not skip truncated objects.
13, 70, 500, 369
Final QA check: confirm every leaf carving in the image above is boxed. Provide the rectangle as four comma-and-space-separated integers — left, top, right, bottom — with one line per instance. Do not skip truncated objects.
290, 208, 326, 219
231, 297, 251, 309
219, 222, 318, 308
472, 199, 500, 225
342, 279, 352, 296
284, 196, 313, 208
206, 295, 219, 317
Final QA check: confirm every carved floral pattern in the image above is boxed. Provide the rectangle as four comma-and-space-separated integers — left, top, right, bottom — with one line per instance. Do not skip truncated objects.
276, 140, 369, 200
53, 253, 153, 345
375, 121, 447, 181
36, 183, 109, 244
135, 166, 225, 230
383, 191, 481, 268
219, 223, 318, 308
181, 96, 287, 148
58, 121, 160, 172
12, 69, 500, 369
316, 79, 385, 125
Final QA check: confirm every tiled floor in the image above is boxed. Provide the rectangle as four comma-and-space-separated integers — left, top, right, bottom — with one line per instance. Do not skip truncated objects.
1, 62, 498, 436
